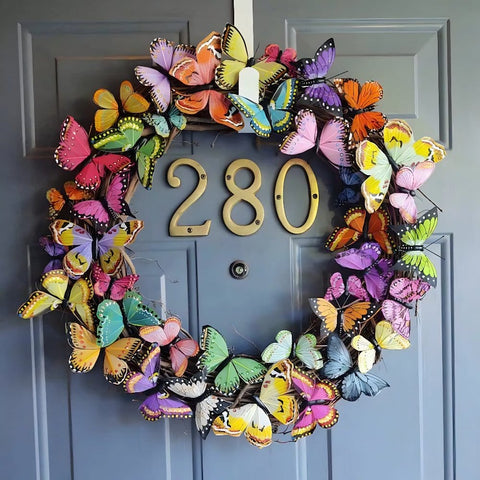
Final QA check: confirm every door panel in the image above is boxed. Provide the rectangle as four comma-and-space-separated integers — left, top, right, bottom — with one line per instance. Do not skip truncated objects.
2, 1, 476, 479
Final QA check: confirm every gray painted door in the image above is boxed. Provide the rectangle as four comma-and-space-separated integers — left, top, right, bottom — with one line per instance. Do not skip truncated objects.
1, 1, 476, 479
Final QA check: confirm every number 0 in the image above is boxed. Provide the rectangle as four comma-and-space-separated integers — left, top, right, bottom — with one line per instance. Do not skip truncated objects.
274, 158, 319, 234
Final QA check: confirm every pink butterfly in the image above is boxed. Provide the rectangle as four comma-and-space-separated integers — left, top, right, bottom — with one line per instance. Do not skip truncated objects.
381, 277, 430, 339
91, 263, 139, 301
259, 43, 297, 76
55, 116, 131, 190
390, 161, 435, 223
135, 38, 195, 113
139, 317, 199, 377
324, 272, 369, 302
72, 168, 133, 230
280, 109, 351, 168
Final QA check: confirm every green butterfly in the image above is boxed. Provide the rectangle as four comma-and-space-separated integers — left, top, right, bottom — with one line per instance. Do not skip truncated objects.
96, 293, 160, 346
261, 330, 323, 369
91, 116, 144, 152
143, 106, 187, 138
135, 134, 166, 190
391, 207, 438, 287
197, 325, 267, 396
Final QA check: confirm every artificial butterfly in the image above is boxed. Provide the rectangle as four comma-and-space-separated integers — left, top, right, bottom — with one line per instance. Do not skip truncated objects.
124, 344, 161, 393
291, 369, 339, 439
309, 272, 377, 336
39, 236, 68, 274
261, 329, 323, 369
336, 167, 364, 206
215, 23, 287, 91
389, 276, 431, 303
18, 269, 94, 330
325, 206, 393, 254
390, 161, 436, 224
351, 320, 411, 373
335, 79, 386, 144
164, 369, 208, 399
356, 119, 446, 213
280, 109, 350, 168
135, 37, 195, 112
54, 116, 131, 190
72, 168, 134, 230
91, 116, 144, 153
391, 207, 439, 287
295, 38, 342, 115
139, 317, 199, 377
93, 80, 150, 132
196, 325, 267, 395
335, 241, 393, 301
323, 271, 369, 303
46, 180, 94, 219
139, 391, 193, 421
91, 263, 139, 301
135, 134, 166, 190
227, 78, 298, 137
169, 31, 243, 131
212, 360, 298, 448
195, 393, 232, 439
142, 105, 187, 138
50, 219, 144, 277
321, 332, 389, 401
66, 321, 141, 384
259, 43, 297, 76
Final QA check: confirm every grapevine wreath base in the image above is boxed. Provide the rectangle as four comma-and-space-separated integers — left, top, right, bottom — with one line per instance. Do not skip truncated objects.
18, 24, 446, 448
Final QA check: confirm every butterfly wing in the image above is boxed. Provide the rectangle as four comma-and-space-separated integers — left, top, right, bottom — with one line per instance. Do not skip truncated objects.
259, 360, 297, 424
124, 345, 161, 393
119, 80, 150, 113
318, 117, 351, 167
54, 116, 91, 170
104, 337, 141, 384
139, 316, 180, 345
341, 371, 389, 401
342, 301, 377, 336
325, 207, 364, 251
170, 338, 200, 377
197, 325, 229, 373
346, 275, 369, 301
136, 135, 166, 190
75, 153, 131, 190
135, 66, 171, 113
67, 277, 95, 331
324, 272, 346, 301
382, 299, 411, 339
109, 275, 139, 301
66, 322, 101, 373
280, 109, 317, 155
123, 291, 160, 327
309, 297, 338, 333
215, 357, 266, 396
268, 79, 298, 133
227, 93, 271, 137
335, 241, 381, 270
140, 391, 193, 421
195, 394, 232, 439
96, 299, 125, 347
164, 370, 208, 398
261, 329, 292, 363
375, 320, 411, 349
389, 277, 430, 303
295, 334, 323, 369
93, 88, 119, 132
73, 200, 110, 230
321, 333, 352, 379
350, 335, 376, 373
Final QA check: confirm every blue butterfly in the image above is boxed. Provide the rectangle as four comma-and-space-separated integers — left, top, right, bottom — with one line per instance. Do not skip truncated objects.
227, 78, 298, 137
321, 333, 389, 401
336, 167, 364, 206
142, 105, 187, 138
96, 292, 160, 346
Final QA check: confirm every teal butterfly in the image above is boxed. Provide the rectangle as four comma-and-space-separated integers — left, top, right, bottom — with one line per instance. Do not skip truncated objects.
96, 293, 160, 346
227, 78, 299, 137
91, 116, 144, 152
143, 106, 187, 138
197, 325, 267, 396
391, 207, 438, 287
261, 330, 323, 369
135, 134, 166, 190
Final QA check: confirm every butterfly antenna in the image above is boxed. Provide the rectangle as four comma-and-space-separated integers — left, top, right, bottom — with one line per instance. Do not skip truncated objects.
417, 188, 443, 212
232, 326, 262, 353
327, 71, 348, 81
210, 131, 223, 148
423, 235, 446, 260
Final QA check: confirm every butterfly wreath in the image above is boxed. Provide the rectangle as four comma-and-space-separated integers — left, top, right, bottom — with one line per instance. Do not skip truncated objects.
17, 25, 447, 450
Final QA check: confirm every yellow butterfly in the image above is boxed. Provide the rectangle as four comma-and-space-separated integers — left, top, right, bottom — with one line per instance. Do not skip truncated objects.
351, 320, 410, 373
66, 322, 141, 384
356, 119, 446, 213
93, 80, 150, 132
17, 269, 94, 330
212, 359, 298, 448
215, 23, 287, 91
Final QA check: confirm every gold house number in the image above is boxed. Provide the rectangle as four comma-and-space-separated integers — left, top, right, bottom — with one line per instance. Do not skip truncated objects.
168, 157, 319, 237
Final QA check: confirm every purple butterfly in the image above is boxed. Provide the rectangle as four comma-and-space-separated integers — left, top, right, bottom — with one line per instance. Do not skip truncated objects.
296, 38, 342, 115
335, 242, 393, 301
124, 345, 161, 393
39, 236, 68, 274
135, 38, 195, 112
139, 391, 193, 421
72, 169, 133, 231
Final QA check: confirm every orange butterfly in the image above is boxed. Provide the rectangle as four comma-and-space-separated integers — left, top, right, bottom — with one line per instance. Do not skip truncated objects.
46, 181, 94, 219
169, 32, 243, 131
93, 80, 150, 132
325, 206, 393, 254
336, 79, 386, 144
309, 297, 378, 336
